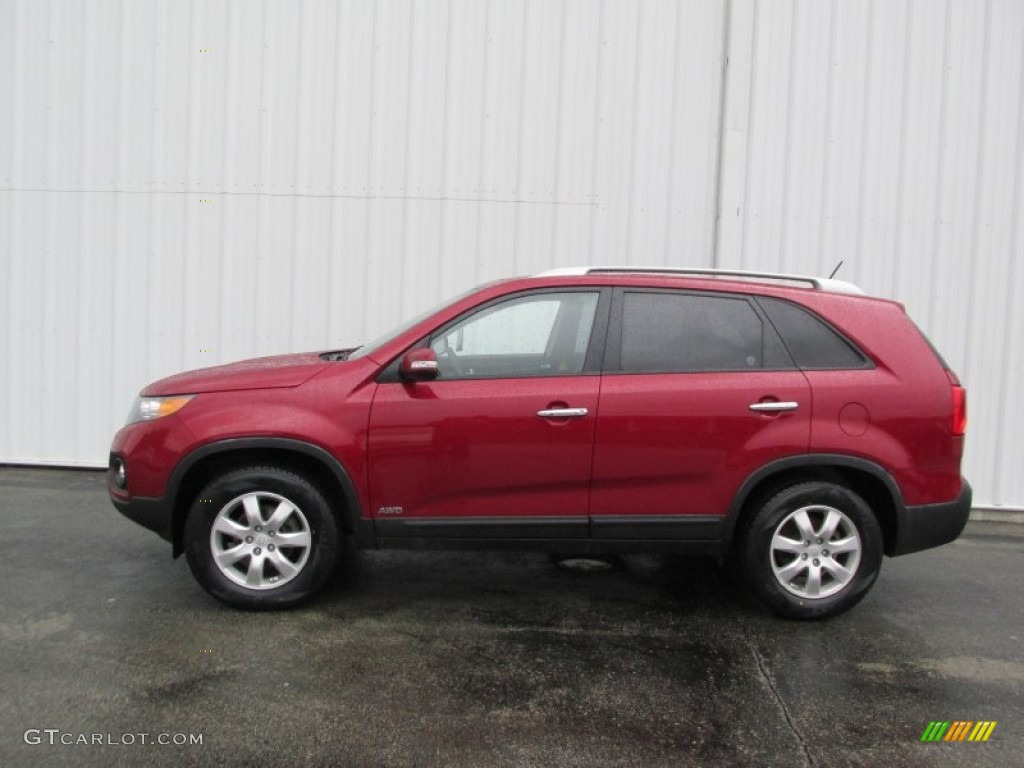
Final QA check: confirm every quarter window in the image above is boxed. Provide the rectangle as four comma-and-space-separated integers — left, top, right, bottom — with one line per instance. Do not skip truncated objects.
758, 297, 867, 369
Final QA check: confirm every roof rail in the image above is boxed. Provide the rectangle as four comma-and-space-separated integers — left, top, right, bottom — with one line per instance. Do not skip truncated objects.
534, 266, 865, 295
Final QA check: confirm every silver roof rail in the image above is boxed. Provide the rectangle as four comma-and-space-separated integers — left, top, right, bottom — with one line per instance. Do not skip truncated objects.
534, 266, 865, 295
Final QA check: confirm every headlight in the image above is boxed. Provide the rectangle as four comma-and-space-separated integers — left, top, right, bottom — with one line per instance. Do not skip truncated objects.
125, 395, 195, 425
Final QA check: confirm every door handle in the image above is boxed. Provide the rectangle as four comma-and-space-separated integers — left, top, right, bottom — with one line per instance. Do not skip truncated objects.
537, 407, 589, 419
749, 401, 799, 413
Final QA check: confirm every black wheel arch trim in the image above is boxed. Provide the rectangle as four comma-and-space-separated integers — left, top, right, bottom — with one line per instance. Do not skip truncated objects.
166, 437, 371, 557
722, 454, 909, 555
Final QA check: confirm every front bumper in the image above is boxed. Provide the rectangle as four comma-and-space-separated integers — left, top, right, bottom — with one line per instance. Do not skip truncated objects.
891, 479, 972, 556
110, 492, 173, 542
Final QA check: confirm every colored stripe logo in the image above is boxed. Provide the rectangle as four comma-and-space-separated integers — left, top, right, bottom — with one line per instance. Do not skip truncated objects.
920, 721, 997, 742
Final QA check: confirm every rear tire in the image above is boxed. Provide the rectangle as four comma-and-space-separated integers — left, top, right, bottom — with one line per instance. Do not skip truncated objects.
184, 465, 341, 609
741, 481, 883, 619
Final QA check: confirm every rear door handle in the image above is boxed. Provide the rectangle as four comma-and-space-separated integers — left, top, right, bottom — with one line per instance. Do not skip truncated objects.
537, 407, 589, 419
749, 401, 799, 413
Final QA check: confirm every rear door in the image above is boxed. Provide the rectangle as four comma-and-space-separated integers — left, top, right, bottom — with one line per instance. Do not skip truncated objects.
367, 289, 609, 540
589, 288, 811, 541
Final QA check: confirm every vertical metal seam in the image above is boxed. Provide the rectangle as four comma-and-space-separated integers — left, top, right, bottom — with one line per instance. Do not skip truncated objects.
42, 0, 60, 458
991, 2, 1024, 505
586, 0, 606, 261
474, 0, 493, 282
739, 0, 761, 269
144, 0, 157, 382
711, 0, 731, 268
403, 0, 418, 289
216, 0, 230, 360
548, 0, 568, 267
108, 0, 128, 426
148, 1, 166, 380
816, 0, 839, 274
623, 1, 644, 262
777, 0, 800, 272
289, 0, 311, 347
510, 0, 530, 273
362, 0, 380, 339
181, 0, 198, 369
75, 0, 94, 458
962, 0, 993, 379
255, 0, 273, 351
925, 0, 953, 332
219, 0, 237, 356
663, 0, 685, 265
890, 0, 914, 294
10, 0, 26, 189
435, 0, 454, 296
4, 0, 24, 454
45, 0, 58, 187
852, 0, 876, 288
326, 1, 345, 344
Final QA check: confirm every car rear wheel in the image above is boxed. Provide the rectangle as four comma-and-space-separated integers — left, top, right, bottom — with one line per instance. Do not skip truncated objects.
184, 466, 340, 609
742, 481, 883, 619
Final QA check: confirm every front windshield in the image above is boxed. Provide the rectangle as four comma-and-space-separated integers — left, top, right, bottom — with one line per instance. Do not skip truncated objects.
347, 284, 489, 361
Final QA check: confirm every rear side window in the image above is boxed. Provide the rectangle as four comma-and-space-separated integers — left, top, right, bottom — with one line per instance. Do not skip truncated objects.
619, 292, 792, 373
758, 297, 867, 369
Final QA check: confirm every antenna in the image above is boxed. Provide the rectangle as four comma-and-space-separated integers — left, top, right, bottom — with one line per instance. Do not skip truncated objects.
828, 260, 844, 279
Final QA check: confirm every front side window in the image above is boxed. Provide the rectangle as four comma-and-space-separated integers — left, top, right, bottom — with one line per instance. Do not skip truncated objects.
430, 292, 600, 379
619, 291, 790, 373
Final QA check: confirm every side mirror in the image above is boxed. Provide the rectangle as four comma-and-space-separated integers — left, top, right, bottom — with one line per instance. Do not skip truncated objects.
399, 348, 440, 382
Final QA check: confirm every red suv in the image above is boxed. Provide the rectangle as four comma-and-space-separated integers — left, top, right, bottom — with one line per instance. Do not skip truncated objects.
109, 267, 971, 619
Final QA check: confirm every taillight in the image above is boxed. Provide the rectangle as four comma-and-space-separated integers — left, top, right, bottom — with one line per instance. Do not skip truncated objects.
947, 370, 967, 436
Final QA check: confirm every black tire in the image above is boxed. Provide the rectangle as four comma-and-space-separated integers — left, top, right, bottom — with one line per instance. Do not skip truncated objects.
184, 465, 341, 610
741, 481, 883, 620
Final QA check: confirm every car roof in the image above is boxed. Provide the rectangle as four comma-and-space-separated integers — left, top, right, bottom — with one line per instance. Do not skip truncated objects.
533, 266, 866, 296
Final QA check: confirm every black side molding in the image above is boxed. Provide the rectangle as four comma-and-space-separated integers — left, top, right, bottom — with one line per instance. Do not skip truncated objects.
375, 516, 587, 540
590, 515, 722, 541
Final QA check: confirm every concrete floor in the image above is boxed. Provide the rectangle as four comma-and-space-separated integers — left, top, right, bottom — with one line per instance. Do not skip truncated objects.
1, 467, 1021, 767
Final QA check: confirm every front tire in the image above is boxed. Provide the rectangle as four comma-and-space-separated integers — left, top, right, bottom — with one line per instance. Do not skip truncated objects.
741, 482, 883, 619
184, 465, 341, 609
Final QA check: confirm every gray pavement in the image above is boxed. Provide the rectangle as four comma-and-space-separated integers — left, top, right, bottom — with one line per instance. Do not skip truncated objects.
1, 467, 1021, 767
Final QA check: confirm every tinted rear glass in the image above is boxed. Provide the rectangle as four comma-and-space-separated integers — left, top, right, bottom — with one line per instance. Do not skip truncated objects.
620, 292, 792, 372
758, 297, 867, 369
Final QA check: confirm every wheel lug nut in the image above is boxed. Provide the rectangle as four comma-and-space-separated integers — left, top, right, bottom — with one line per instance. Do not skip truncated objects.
816, 538, 822, 544
246, 536, 253, 543
802, 553, 808, 560
255, 526, 262, 532
813, 558, 820, 566
803, 540, 809, 546
269, 531, 276, 537
268, 544, 275, 551
822, 549, 829, 556
254, 547, 262, 555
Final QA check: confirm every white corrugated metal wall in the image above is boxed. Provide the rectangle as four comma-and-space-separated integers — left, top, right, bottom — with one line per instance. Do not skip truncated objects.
1, 0, 1022, 510
714, 0, 1024, 511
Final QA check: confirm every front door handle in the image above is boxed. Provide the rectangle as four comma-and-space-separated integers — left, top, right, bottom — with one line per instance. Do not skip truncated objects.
749, 401, 799, 413
537, 407, 589, 419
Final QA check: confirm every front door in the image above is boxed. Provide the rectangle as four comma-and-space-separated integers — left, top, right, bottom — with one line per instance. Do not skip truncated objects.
367, 289, 607, 540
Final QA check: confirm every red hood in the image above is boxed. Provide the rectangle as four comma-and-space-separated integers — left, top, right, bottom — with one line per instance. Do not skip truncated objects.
141, 352, 328, 396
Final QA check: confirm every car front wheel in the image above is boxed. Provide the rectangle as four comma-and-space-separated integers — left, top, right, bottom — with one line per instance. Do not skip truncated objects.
742, 481, 883, 619
184, 466, 340, 609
